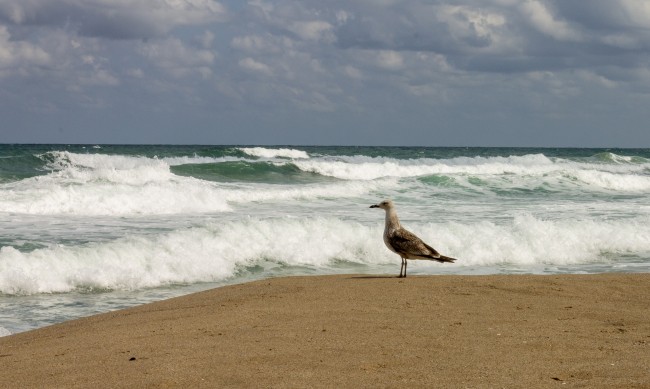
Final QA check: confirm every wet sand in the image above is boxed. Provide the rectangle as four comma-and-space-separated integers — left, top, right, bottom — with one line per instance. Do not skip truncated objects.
1, 274, 649, 388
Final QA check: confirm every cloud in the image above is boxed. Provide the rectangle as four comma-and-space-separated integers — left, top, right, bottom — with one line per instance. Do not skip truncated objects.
139, 38, 215, 78
287, 20, 335, 42
437, 5, 509, 49
0, 0, 227, 40
1, 0, 650, 145
76, 54, 120, 86
519, 1, 582, 42
376, 50, 404, 70
335, 2, 509, 54
198, 30, 215, 49
343, 65, 363, 79
0, 25, 49, 71
239, 57, 273, 76
620, 0, 650, 27
231, 34, 293, 54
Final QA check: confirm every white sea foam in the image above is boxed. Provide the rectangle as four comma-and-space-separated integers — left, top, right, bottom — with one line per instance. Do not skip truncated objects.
570, 170, 650, 191
162, 155, 246, 166
1, 152, 230, 214
0, 218, 379, 294
432, 214, 650, 266
294, 154, 557, 180
239, 147, 310, 159
0, 327, 11, 337
44, 151, 150, 170
0, 178, 386, 216
43, 151, 174, 185
43, 152, 246, 180
294, 154, 650, 192
0, 151, 388, 215
0, 179, 232, 215
2, 215, 648, 295
221, 180, 393, 205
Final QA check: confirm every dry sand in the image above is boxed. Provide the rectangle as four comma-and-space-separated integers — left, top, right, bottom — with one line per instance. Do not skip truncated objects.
1, 274, 649, 388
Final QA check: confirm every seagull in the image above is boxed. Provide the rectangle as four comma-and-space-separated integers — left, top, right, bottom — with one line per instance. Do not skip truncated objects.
370, 200, 456, 277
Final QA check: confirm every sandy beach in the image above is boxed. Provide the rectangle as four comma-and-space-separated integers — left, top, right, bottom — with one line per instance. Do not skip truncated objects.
1, 274, 649, 388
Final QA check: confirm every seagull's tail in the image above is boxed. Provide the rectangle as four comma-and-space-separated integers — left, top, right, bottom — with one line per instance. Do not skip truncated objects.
435, 254, 457, 263
423, 243, 457, 263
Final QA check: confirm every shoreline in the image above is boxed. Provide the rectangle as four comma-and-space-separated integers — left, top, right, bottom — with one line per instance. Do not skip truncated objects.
1, 273, 649, 388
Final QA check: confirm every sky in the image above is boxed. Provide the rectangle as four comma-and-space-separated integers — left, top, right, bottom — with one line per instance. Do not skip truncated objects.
1, 0, 650, 146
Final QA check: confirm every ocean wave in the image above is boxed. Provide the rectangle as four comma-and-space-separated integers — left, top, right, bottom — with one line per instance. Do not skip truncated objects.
0, 170, 387, 216
35, 151, 650, 192
38, 150, 315, 183
0, 218, 380, 294
40, 151, 174, 185
0, 178, 232, 215
592, 152, 649, 165
170, 160, 329, 184
293, 154, 558, 180
434, 214, 650, 266
293, 153, 650, 192
568, 170, 650, 191
162, 155, 247, 166
3, 150, 649, 218
238, 147, 310, 159
2, 215, 648, 295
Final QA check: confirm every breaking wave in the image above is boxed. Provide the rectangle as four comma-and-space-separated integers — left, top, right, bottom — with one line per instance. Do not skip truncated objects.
2, 215, 649, 295
238, 147, 310, 159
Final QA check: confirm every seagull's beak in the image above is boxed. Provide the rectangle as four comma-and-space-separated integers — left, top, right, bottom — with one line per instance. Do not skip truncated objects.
370, 204, 379, 208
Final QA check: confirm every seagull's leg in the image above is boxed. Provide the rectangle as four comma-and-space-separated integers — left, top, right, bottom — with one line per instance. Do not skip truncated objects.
399, 257, 404, 278
404, 259, 407, 278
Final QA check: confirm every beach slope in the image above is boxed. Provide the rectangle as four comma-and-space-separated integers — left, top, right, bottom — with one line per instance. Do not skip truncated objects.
1, 274, 649, 388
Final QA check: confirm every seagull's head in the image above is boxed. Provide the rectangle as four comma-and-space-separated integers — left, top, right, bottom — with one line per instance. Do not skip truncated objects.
370, 199, 394, 210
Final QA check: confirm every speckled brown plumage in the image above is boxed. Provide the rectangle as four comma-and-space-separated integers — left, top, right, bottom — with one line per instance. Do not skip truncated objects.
370, 200, 456, 277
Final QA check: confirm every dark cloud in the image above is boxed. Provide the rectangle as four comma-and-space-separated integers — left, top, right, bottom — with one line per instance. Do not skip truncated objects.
0, 0, 226, 40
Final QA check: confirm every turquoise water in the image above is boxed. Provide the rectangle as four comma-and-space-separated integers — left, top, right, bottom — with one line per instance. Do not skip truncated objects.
1, 145, 649, 335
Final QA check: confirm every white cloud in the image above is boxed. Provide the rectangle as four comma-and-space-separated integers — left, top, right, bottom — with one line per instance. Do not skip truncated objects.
376, 50, 404, 70
437, 5, 508, 49
576, 70, 617, 89
0, 0, 27, 24
0, 26, 50, 70
335, 10, 352, 25
80, 68, 120, 86
520, 1, 582, 42
239, 57, 273, 76
343, 65, 363, 79
287, 20, 335, 43
620, 0, 650, 28
231, 34, 293, 54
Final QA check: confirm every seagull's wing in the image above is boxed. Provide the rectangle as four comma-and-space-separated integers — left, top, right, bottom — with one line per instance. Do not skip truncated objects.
389, 228, 441, 259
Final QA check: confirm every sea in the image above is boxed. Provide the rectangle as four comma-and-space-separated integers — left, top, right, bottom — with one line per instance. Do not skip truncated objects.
1, 145, 649, 336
